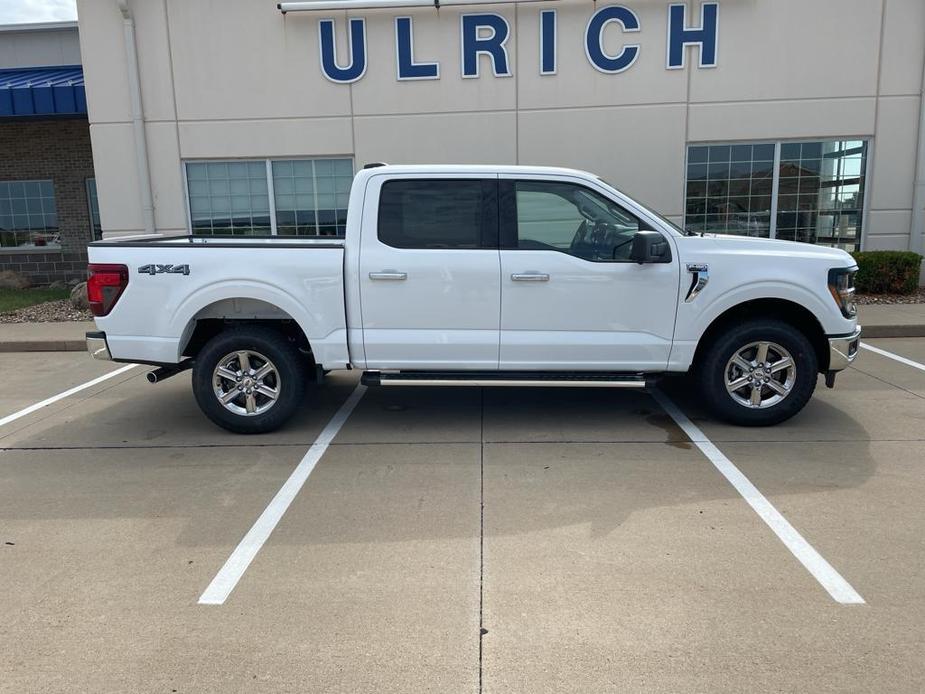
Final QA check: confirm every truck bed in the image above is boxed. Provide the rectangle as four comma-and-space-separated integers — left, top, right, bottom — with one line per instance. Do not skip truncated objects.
87, 235, 349, 367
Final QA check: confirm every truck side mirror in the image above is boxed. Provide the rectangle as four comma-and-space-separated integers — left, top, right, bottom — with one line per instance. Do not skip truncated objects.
629, 231, 671, 264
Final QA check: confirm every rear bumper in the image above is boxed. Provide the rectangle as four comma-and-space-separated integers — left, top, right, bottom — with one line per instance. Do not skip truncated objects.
86, 331, 111, 361
828, 326, 861, 371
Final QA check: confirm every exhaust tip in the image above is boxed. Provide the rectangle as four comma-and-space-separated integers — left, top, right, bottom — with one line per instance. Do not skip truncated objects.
146, 371, 158, 384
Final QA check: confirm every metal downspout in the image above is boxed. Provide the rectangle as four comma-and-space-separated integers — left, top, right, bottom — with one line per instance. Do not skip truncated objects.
117, 0, 156, 235
910, 45, 925, 262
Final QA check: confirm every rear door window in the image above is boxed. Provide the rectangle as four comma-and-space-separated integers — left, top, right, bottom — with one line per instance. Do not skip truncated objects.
378, 179, 497, 249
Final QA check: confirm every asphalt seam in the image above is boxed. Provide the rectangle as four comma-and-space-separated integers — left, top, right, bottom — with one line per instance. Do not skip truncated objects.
848, 365, 925, 401
478, 386, 485, 694
3, 437, 925, 452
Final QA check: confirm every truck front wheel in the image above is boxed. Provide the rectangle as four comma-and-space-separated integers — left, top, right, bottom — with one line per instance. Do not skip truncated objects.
697, 319, 818, 426
192, 327, 306, 434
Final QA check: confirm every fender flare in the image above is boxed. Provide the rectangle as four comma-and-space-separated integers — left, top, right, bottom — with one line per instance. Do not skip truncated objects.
686, 280, 834, 341
170, 280, 321, 360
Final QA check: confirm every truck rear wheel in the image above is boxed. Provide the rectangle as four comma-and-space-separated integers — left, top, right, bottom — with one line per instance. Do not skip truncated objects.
192, 326, 306, 434
697, 319, 818, 426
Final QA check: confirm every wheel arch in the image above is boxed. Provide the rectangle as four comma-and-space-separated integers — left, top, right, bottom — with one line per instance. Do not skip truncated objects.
177, 296, 312, 363
692, 298, 830, 373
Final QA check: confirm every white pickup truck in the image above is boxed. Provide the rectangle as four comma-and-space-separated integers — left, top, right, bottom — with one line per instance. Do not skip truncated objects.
85, 164, 861, 433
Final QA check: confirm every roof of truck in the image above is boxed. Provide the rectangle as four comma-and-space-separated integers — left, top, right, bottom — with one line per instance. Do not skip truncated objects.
359, 164, 596, 177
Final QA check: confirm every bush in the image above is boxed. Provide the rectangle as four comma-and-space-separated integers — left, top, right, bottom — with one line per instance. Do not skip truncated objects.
850, 250, 923, 294
0, 270, 31, 289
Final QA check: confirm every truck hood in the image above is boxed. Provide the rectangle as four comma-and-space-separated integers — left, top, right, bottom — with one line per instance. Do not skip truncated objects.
696, 233, 856, 266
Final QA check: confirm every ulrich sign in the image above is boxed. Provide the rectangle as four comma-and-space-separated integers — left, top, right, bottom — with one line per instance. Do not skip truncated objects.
311, 2, 719, 84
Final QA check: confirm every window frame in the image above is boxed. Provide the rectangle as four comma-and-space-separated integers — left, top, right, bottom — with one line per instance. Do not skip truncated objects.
376, 178, 500, 250
499, 178, 652, 263
682, 138, 871, 250
182, 156, 354, 237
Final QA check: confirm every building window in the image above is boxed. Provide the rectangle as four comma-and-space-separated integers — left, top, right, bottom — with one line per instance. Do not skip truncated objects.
186, 161, 272, 235
272, 159, 352, 237
0, 180, 59, 248
684, 140, 868, 251
86, 178, 102, 240
185, 158, 353, 237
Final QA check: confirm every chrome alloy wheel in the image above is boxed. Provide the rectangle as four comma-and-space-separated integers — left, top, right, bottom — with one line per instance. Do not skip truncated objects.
724, 341, 796, 409
212, 350, 280, 417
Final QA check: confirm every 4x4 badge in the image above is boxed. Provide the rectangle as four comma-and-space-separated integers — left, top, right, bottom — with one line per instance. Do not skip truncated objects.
138, 264, 190, 276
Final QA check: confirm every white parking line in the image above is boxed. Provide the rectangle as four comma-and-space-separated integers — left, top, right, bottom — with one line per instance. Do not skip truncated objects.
198, 383, 367, 605
652, 390, 865, 605
0, 363, 137, 429
861, 342, 925, 372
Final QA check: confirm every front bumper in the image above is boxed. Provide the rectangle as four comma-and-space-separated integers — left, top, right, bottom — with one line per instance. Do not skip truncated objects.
828, 326, 861, 371
86, 331, 112, 361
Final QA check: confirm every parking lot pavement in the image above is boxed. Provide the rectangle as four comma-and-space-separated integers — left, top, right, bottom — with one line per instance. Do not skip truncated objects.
238, 442, 481, 692
0, 444, 324, 692
0, 364, 359, 450
0, 352, 136, 427
1, 340, 925, 692
857, 338, 925, 397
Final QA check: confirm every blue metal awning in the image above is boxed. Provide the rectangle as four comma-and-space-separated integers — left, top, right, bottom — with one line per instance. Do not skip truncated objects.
0, 65, 86, 117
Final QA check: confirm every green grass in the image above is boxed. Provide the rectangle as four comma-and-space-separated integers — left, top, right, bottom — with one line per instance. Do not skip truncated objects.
0, 287, 71, 314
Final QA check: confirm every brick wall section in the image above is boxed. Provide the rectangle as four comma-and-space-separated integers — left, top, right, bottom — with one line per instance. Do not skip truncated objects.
0, 118, 94, 285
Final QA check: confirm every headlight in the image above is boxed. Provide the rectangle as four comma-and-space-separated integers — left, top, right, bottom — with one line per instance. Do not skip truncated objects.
828, 267, 857, 319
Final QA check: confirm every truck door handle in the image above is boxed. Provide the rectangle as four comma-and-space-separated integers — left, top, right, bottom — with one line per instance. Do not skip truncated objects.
369, 271, 407, 280
511, 272, 550, 282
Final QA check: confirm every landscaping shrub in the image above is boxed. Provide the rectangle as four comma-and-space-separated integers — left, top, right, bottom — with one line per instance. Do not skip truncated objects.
850, 251, 923, 294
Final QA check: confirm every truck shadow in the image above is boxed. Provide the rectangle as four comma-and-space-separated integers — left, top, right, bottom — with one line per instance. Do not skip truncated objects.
0, 370, 879, 549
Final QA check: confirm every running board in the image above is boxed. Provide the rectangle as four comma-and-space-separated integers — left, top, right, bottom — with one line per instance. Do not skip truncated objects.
361, 371, 651, 388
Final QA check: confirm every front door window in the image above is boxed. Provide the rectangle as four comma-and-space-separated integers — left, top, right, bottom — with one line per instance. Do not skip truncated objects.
512, 180, 642, 261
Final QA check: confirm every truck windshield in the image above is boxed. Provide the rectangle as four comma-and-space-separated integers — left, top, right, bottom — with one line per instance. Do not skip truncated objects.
597, 178, 696, 236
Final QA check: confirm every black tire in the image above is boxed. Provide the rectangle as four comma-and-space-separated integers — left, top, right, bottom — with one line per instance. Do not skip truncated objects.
192, 326, 306, 434
696, 319, 818, 426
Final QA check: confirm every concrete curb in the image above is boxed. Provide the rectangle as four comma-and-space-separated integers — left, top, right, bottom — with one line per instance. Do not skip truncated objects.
1, 326, 924, 353
0, 340, 87, 353
861, 325, 925, 339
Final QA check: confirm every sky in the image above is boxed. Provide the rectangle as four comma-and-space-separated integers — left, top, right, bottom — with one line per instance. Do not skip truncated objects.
0, 0, 77, 24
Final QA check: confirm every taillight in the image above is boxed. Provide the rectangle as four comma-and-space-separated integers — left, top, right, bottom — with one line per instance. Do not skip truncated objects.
87, 263, 129, 317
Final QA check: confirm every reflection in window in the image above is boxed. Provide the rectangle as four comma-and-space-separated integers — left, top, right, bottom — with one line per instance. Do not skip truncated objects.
0, 180, 59, 248
776, 141, 866, 248
685, 143, 775, 239
684, 140, 867, 251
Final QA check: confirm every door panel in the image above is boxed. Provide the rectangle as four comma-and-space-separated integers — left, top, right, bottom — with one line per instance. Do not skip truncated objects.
359, 176, 501, 370
500, 250, 678, 369
499, 178, 679, 371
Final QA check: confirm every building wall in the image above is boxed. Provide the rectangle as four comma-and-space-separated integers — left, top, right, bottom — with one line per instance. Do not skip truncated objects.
77, 0, 925, 260
0, 24, 82, 69
0, 119, 94, 285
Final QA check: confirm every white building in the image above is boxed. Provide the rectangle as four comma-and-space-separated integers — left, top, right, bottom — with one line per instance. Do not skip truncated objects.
75, 0, 924, 270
